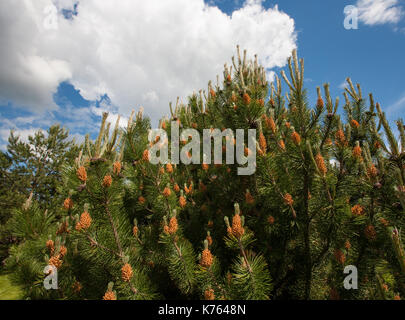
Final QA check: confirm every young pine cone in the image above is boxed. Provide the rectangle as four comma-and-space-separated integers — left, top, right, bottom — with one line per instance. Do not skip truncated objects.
200, 248, 213, 268
102, 290, 116, 300
121, 263, 133, 282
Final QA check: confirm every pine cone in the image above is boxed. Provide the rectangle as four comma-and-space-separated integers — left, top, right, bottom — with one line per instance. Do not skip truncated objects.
76, 166, 87, 182
49, 255, 62, 269
138, 196, 146, 205
168, 217, 178, 234
113, 161, 122, 175
334, 249, 346, 264
315, 153, 327, 176
231, 214, 244, 239
200, 248, 213, 268
166, 163, 173, 173
364, 225, 376, 241
163, 187, 171, 198
351, 204, 364, 216
204, 288, 215, 300
102, 290, 116, 300
79, 211, 92, 230
179, 196, 187, 208
102, 175, 112, 188
121, 263, 133, 282
63, 198, 73, 210
245, 191, 255, 205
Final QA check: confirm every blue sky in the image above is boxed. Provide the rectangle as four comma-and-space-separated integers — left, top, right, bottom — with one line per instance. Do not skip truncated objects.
1, 0, 405, 150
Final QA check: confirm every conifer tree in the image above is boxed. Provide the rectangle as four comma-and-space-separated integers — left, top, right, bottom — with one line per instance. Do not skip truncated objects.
5, 48, 405, 300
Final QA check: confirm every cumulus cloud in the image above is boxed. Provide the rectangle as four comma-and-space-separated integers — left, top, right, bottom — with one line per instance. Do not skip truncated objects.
354, 0, 404, 25
0, 0, 296, 123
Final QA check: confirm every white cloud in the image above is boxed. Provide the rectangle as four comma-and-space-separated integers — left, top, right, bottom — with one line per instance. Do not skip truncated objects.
0, 0, 296, 123
355, 0, 404, 25
386, 93, 405, 116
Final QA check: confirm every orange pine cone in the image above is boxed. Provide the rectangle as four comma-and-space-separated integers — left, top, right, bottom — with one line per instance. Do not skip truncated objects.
49, 255, 63, 269
103, 290, 116, 300
210, 88, 216, 98
80, 211, 92, 230
315, 153, 327, 176
166, 163, 173, 173
77, 166, 87, 182
133, 226, 138, 236
226, 74, 232, 82
316, 97, 324, 109
259, 132, 267, 153
379, 218, 389, 227
200, 248, 213, 268
350, 119, 360, 128
75, 222, 82, 231
102, 175, 112, 188
291, 131, 301, 145
335, 129, 347, 146
279, 139, 286, 151
352, 145, 362, 159
174, 184, 180, 193
121, 263, 133, 282
364, 225, 376, 241
163, 187, 171, 197
245, 190, 255, 205
266, 116, 277, 134
243, 93, 251, 105
268, 216, 275, 225
344, 240, 351, 250
168, 217, 178, 234
334, 249, 346, 265
59, 245, 67, 257
142, 149, 150, 161
367, 164, 378, 178
72, 281, 82, 293
351, 204, 364, 216
204, 288, 215, 300
257, 99, 265, 107
46, 240, 55, 256
163, 225, 170, 234
138, 196, 146, 205
285, 122, 291, 129
202, 163, 209, 171
179, 196, 187, 208
113, 161, 122, 175
63, 198, 73, 210
283, 193, 294, 206
184, 183, 193, 195
231, 214, 245, 239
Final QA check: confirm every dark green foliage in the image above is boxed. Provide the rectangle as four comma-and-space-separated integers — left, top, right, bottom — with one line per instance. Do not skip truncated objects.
3, 48, 405, 300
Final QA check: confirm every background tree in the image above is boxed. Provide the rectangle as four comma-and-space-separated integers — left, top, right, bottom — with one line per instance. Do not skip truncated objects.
0, 125, 79, 267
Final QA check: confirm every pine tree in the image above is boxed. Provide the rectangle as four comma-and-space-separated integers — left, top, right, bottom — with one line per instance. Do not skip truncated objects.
5, 48, 405, 300
0, 125, 78, 267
